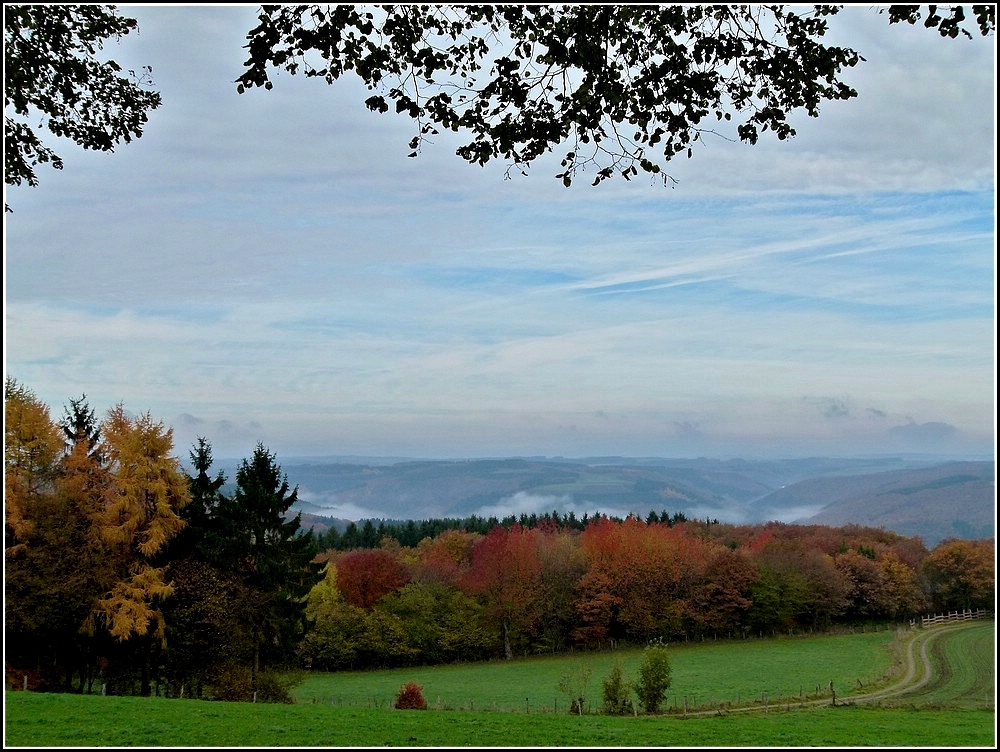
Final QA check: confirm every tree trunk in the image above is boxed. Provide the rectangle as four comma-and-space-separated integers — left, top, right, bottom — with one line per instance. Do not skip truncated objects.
253, 640, 260, 692
502, 620, 513, 660
140, 636, 152, 697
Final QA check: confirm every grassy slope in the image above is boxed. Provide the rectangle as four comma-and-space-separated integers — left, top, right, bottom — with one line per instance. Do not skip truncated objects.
295, 629, 899, 711
5, 625, 995, 747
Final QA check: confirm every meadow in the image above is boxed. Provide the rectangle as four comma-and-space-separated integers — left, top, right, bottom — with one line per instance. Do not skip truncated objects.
294, 627, 901, 712
5, 622, 995, 747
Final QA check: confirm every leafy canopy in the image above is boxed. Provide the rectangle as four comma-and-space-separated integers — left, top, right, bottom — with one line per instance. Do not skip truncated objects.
3, 4, 161, 208
237, 4, 995, 186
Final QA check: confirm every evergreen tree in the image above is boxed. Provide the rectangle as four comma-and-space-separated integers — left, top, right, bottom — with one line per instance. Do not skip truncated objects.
159, 437, 237, 696
169, 437, 227, 560
220, 443, 321, 687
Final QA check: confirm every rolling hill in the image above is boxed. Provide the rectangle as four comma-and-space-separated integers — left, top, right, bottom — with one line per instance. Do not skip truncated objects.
215, 454, 996, 547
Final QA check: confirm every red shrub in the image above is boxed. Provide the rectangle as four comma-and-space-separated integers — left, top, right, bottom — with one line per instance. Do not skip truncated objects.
395, 680, 428, 710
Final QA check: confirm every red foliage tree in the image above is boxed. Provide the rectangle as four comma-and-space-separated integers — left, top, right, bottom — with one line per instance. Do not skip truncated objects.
335, 549, 410, 610
688, 547, 758, 636
461, 525, 543, 659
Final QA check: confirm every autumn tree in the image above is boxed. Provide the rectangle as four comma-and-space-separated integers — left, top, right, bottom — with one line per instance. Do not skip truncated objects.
4, 378, 63, 544
535, 527, 587, 653
747, 533, 849, 633
4, 4, 162, 209
94, 405, 190, 695
921, 538, 995, 611
238, 5, 994, 187
335, 548, 410, 609
687, 547, 758, 637
835, 549, 895, 621
412, 528, 478, 586
298, 562, 366, 670
462, 524, 544, 659
4, 382, 106, 691
576, 516, 708, 644
876, 552, 925, 618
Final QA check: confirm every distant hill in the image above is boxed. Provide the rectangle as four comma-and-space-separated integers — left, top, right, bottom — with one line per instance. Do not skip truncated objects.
254, 455, 995, 546
788, 461, 995, 546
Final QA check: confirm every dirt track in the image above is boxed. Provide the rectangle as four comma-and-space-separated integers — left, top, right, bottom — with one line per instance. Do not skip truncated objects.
676, 619, 992, 717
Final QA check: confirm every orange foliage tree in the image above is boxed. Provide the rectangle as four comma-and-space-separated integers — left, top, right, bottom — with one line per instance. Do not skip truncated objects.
922, 538, 995, 611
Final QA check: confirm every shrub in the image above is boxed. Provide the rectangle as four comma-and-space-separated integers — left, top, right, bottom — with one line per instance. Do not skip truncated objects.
601, 661, 634, 715
557, 664, 593, 715
254, 670, 301, 704
205, 664, 254, 702
395, 680, 428, 710
205, 664, 299, 703
635, 639, 672, 714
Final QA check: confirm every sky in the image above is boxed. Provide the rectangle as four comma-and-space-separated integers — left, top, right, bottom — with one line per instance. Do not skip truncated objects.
4, 5, 997, 464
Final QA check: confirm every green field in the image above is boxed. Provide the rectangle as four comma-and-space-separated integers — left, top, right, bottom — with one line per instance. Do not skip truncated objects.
294, 628, 900, 712
5, 623, 996, 747
888, 621, 995, 708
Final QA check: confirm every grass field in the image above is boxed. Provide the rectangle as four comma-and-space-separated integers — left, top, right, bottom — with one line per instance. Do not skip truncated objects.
887, 621, 995, 709
4, 622, 996, 747
294, 628, 899, 712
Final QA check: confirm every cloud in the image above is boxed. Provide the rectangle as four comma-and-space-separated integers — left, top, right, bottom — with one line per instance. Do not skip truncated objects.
474, 491, 576, 520
823, 400, 851, 419
4, 6, 993, 463
887, 421, 959, 448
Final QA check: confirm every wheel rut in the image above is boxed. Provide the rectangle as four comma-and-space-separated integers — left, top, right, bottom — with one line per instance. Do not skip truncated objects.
675, 620, 989, 718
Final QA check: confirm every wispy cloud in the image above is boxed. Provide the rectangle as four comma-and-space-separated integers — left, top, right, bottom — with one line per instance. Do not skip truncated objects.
4, 6, 994, 462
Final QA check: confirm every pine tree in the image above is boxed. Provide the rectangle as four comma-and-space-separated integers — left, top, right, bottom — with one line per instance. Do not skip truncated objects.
219, 443, 320, 688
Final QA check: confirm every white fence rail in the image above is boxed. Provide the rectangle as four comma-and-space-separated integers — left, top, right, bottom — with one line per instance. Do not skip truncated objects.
913, 608, 992, 628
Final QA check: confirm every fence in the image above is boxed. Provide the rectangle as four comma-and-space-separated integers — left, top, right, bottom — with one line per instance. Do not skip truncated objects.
915, 608, 992, 628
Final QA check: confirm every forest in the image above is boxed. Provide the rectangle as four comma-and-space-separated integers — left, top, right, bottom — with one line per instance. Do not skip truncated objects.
5, 378, 995, 702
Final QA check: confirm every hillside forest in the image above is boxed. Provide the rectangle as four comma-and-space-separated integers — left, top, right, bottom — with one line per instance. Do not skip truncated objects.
5, 379, 995, 701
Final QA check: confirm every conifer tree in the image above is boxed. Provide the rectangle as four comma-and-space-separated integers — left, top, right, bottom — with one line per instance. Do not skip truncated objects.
93, 405, 191, 695
219, 443, 320, 687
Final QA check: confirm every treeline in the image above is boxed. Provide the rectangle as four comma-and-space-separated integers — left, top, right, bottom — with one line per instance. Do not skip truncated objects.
316, 509, 691, 550
5, 380, 995, 698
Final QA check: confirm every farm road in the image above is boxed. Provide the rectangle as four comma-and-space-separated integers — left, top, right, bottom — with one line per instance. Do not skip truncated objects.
681, 620, 993, 717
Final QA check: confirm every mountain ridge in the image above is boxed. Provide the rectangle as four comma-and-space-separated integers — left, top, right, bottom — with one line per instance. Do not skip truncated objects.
224, 455, 996, 547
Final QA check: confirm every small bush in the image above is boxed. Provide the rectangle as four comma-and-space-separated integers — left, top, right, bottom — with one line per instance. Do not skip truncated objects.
254, 670, 301, 704
601, 661, 634, 715
557, 664, 593, 715
205, 664, 254, 702
635, 639, 672, 714
205, 664, 299, 703
395, 680, 428, 710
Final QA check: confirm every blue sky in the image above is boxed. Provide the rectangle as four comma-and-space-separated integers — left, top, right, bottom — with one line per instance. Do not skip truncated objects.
3, 5, 996, 462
